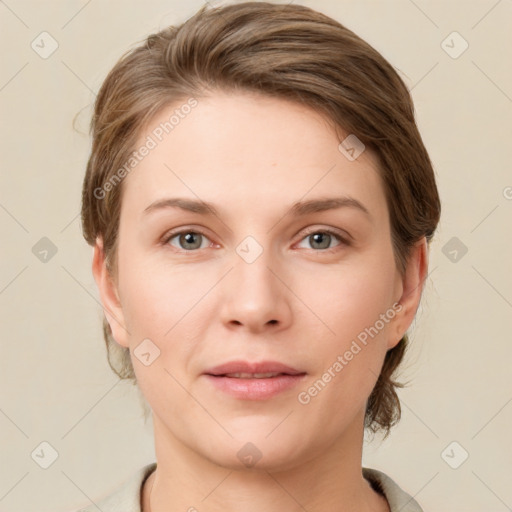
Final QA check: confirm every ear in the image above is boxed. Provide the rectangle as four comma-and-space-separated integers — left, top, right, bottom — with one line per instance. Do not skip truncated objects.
387, 237, 429, 350
91, 237, 129, 348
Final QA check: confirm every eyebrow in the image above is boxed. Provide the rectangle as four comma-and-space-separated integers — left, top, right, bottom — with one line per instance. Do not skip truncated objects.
142, 196, 371, 219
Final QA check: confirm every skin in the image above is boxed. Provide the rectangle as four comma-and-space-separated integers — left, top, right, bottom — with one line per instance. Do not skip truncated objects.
92, 91, 428, 512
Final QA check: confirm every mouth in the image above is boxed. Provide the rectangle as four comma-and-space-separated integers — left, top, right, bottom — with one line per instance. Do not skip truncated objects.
203, 364, 307, 400
204, 360, 305, 377
203, 360, 307, 400
210, 372, 302, 379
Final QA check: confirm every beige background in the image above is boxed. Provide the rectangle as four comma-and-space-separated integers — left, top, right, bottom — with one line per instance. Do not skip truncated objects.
1, 1, 511, 511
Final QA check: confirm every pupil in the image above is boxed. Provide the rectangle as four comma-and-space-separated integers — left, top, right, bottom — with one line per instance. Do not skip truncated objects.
311, 233, 330, 249
181, 232, 201, 249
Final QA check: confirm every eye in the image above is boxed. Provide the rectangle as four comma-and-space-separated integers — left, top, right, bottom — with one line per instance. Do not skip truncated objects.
162, 227, 349, 253
164, 230, 212, 251
296, 229, 348, 252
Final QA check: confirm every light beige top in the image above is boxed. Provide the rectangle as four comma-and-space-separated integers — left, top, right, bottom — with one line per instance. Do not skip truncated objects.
74, 462, 424, 511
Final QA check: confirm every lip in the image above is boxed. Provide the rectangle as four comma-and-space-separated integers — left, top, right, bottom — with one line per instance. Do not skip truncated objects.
204, 360, 305, 376
203, 360, 307, 401
204, 374, 307, 400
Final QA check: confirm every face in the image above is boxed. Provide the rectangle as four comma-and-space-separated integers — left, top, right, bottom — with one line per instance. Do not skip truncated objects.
94, 91, 425, 471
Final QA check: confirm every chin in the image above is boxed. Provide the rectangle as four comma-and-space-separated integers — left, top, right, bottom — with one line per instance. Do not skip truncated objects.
208, 443, 305, 473
198, 425, 312, 473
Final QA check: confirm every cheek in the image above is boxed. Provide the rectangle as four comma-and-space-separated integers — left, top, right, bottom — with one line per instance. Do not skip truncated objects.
119, 253, 204, 337
307, 257, 396, 342
297, 253, 397, 388
118, 260, 204, 408
294, 272, 395, 425
117, 255, 217, 389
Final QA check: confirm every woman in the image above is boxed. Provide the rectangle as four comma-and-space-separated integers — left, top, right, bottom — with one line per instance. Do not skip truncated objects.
78, 2, 441, 511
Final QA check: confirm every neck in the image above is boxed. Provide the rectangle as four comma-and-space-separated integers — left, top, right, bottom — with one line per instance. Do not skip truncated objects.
142, 412, 389, 512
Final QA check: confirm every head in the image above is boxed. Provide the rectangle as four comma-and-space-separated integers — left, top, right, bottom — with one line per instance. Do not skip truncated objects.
81, 0, 440, 462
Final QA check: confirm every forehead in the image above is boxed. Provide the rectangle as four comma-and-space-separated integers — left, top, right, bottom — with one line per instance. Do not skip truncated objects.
119, 91, 388, 223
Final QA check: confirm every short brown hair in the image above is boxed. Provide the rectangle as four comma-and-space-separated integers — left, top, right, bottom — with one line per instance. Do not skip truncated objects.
81, 1, 441, 436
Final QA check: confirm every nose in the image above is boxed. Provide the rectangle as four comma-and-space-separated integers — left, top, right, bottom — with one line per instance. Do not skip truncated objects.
218, 247, 292, 334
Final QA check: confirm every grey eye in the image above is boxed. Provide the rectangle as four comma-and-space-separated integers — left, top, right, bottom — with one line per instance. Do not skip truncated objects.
297, 231, 342, 251
168, 231, 210, 250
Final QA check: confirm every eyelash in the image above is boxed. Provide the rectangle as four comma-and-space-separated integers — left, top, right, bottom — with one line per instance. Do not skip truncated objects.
161, 226, 351, 254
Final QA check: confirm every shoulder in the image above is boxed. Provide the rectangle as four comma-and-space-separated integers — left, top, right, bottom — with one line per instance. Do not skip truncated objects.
71, 462, 157, 512
363, 467, 425, 512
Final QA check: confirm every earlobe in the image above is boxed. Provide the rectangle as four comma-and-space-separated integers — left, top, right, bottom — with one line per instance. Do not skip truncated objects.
91, 237, 129, 348
388, 237, 429, 349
